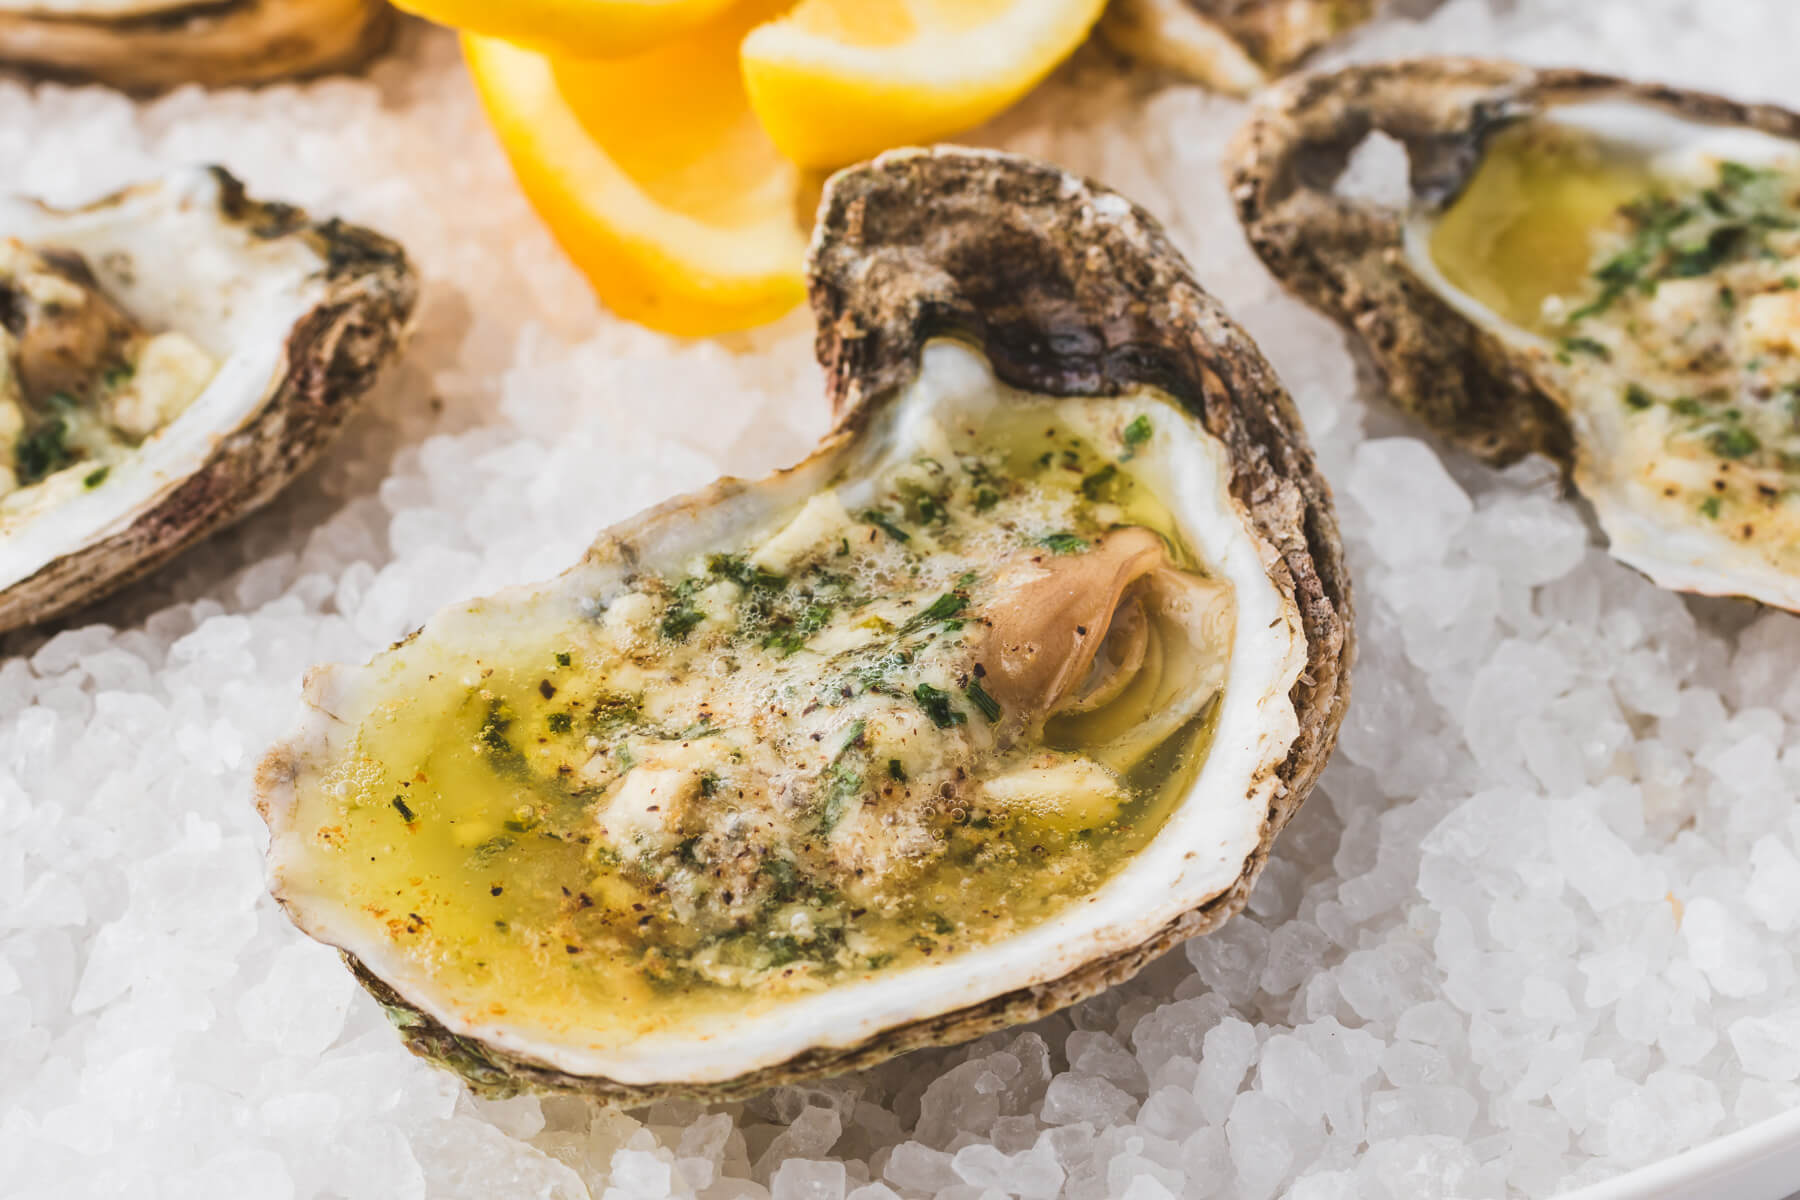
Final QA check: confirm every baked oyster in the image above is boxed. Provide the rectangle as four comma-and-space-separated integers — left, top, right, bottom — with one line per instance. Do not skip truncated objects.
0, 166, 414, 634
0, 0, 392, 92
257, 147, 1351, 1103
1232, 58, 1800, 610
1099, 0, 1375, 96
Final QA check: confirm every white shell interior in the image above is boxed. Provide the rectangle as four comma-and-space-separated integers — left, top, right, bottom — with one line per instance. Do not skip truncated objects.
263, 339, 1311, 1087
1401, 101, 1800, 608
0, 167, 329, 594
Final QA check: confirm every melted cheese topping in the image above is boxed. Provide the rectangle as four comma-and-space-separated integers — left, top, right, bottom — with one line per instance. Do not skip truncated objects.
1430, 120, 1800, 589
300, 398, 1232, 1039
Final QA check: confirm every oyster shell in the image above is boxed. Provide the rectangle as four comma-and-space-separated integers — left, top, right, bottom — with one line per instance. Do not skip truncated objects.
1099, 0, 1375, 96
256, 147, 1351, 1102
1231, 58, 1800, 609
0, 166, 415, 633
0, 0, 392, 92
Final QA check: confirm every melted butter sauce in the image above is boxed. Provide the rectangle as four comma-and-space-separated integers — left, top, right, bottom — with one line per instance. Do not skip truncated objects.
304, 396, 1225, 1045
1427, 117, 1800, 574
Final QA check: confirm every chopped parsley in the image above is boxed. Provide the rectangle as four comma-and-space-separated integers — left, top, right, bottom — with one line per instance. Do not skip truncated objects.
912, 682, 966, 729
391, 796, 416, 823
15, 418, 72, 485
965, 678, 1001, 723
902, 591, 966, 633
1624, 383, 1655, 411
1122, 414, 1153, 459
82, 466, 109, 489
861, 508, 912, 543
1558, 335, 1611, 362
546, 712, 572, 734
1708, 425, 1761, 460
1081, 464, 1119, 500
1039, 532, 1089, 555
1699, 495, 1723, 519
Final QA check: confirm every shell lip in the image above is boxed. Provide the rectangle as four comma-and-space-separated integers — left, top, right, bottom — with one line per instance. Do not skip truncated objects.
0, 0, 393, 92
260, 146, 1352, 1101
0, 163, 418, 634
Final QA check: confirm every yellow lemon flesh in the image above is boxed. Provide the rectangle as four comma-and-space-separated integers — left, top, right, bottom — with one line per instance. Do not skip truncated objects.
394, 0, 742, 59
463, 1, 809, 337
740, 0, 1107, 169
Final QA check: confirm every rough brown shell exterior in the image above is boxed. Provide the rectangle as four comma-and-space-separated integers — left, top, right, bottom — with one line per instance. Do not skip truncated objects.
1099, 0, 1374, 96
1226, 57, 1800, 468
0, 0, 392, 93
0, 167, 417, 634
357, 147, 1352, 1104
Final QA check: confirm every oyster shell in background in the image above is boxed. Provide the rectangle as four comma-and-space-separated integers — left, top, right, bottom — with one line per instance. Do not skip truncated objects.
256, 148, 1352, 1103
0, 166, 416, 634
1230, 58, 1800, 611
0, 0, 392, 92
1098, 0, 1375, 96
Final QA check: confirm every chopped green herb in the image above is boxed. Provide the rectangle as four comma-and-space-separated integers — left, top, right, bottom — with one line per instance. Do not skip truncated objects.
707, 554, 785, 591
1672, 396, 1703, 417
546, 712, 572, 734
82, 466, 109, 489
14, 418, 71, 485
974, 487, 999, 512
926, 912, 955, 935
1039, 532, 1089, 555
902, 592, 966, 633
1624, 383, 1655, 411
887, 759, 907, 782
861, 508, 912, 543
1708, 425, 1761, 460
479, 699, 517, 756
699, 771, 719, 799
101, 363, 134, 390
1122, 414, 1153, 459
554, 651, 571, 667
965, 678, 1001, 723
391, 796, 416, 823
1700, 495, 1723, 519
660, 603, 704, 641
913, 682, 966, 729
1081, 464, 1119, 500
1558, 336, 1611, 361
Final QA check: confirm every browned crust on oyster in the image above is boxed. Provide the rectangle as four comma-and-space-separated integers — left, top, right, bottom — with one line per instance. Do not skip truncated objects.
0, 0, 392, 93
1226, 57, 1800, 468
1099, 0, 1375, 96
355, 147, 1352, 1104
0, 167, 416, 634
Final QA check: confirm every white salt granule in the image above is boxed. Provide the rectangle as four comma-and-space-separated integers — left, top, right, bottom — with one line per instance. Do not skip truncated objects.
5, 1, 1800, 1197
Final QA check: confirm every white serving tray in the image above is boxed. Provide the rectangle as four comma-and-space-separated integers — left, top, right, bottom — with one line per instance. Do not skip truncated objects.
1559, 1107, 1800, 1200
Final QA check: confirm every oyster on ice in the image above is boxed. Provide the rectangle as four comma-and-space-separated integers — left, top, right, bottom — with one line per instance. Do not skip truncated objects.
1099, 0, 1375, 96
257, 148, 1351, 1102
0, 166, 415, 633
1232, 59, 1800, 610
0, 0, 392, 92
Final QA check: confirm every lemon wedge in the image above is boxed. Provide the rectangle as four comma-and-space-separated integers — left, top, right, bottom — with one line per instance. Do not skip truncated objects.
393, 0, 743, 59
740, 0, 1107, 169
463, 1, 809, 337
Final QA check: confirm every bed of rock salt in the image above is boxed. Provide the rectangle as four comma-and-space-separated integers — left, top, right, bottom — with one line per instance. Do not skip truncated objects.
4, 1, 1800, 1197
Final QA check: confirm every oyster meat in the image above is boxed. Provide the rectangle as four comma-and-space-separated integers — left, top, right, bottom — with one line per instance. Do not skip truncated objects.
257, 148, 1351, 1102
1099, 0, 1375, 96
0, 166, 415, 634
1232, 58, 1800, 610
0, 0, 392, 92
